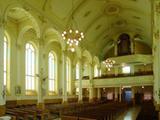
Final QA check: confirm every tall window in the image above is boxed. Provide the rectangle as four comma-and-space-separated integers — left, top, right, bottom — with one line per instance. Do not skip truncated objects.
66, 57, 71, 92
94, 65, 98, 77
4, 36, 8, 86
48, 52, 56, 92
76, 63, 79, 80
25, 43, 36, 90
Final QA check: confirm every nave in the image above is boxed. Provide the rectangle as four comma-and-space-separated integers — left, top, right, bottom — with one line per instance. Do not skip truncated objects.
0, 0, 160, 119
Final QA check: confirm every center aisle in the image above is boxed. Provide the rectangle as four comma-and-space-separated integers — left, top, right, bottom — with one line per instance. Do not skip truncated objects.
116, 106, 141, 120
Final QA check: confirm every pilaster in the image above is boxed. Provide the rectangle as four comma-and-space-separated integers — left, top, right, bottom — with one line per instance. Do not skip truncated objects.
97, 88, 101, 100
114, 88, 118, 102
78, 60, 83, 102
62, 50, 67, 103
37, 38, 45, 109
89, 63, 94, 102
153, 0, 160, 107
0, 19, 5, 116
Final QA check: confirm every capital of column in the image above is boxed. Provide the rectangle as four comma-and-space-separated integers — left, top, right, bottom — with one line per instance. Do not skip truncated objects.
78, 58, 83, 64
62, 49, 68, 55
38, 38, 45, 46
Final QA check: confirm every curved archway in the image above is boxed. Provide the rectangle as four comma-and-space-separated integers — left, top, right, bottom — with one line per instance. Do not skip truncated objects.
43, 27, 65, 51
5, 7, 40, 45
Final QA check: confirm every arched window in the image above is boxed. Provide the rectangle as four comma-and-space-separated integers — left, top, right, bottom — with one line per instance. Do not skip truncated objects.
118, 33, 131, 56
83, 63, 89, 77
4, 36, 8, 86
66, 57, 71, 92
48, 52, 56, 92
25, 43, 36, 90
76, 63, 79, 80
94, 65, 98, 77
122, 66, 130, 74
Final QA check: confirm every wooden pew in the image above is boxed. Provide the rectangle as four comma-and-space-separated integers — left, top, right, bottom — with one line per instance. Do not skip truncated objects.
13, 108, 37, 120
6, 109, 29, 120
61, 115, 78, 120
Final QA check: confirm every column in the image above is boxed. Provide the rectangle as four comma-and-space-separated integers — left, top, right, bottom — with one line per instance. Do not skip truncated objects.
97, 88, 101, 100
119, 87, 122, 102
0, 21, 5, 116
78, 60, 83, 102
114, 67, 119, 76
114, 88, 118, 102
153, 0, 160, 112
114, 41, 118, 56
37, 39, 45, 109
130, 65, 134, 75
131, 87, 135, 105
89, 63, 94, 102
62, 51, 67, 103
131, 40, 134, 54
70, 64, 75, 96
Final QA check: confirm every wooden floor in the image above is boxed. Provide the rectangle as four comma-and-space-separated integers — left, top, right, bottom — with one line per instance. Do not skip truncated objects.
116, 106, 141, 120
57, 106, 141, 120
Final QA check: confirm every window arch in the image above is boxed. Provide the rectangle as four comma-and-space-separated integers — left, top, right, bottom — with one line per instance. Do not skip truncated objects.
118, 33, 131, 56
94, 65, 98, 77
76, 63, 79, 80
48, 52, 57, 92
66, 57, 71, 93
25, 43, 36, 90
4, 35, 9, 86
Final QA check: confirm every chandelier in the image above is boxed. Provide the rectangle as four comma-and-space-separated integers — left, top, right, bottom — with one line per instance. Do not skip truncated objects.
61, 0, 84, 52
103, 59, 115, 71
62, 29, 84, 52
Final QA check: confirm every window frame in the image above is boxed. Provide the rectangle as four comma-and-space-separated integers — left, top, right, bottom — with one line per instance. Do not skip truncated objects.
3, 34, 10, 93
76, 62, 80, 80
122, 66, 131, 74
48, 51, 57, 93
25, 43, 36, 92
94, 65, 99, 77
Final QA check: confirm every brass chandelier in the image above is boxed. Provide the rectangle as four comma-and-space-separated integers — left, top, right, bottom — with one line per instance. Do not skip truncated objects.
103, 59, 115, 71
62, 29, 84, 52
61, 0, 84, 52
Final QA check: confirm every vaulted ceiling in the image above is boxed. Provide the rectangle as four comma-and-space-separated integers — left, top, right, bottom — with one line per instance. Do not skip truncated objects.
25, 0, 152, 59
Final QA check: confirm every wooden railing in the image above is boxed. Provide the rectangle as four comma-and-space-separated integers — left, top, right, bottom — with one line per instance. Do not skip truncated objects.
93, 71, 153, 79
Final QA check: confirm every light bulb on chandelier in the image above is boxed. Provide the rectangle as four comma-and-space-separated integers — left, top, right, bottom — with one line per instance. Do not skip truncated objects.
103, 59, 115, 71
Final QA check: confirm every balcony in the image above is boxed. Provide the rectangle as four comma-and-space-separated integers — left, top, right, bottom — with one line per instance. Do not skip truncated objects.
75, 71, 153, 88
94, 71, 153, 79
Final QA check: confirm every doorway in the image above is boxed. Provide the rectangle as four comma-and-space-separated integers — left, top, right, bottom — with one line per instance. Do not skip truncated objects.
122, 88, 132, 103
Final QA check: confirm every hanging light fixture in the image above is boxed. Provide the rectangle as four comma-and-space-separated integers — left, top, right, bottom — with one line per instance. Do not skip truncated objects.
61, 0, 84, 52
103, 59, 115, 71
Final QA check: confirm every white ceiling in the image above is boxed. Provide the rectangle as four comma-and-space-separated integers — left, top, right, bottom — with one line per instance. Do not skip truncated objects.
19, 0, 152, 59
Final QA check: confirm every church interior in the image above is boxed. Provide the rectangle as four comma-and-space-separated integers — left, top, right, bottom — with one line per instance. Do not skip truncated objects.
0, 0, 160, 120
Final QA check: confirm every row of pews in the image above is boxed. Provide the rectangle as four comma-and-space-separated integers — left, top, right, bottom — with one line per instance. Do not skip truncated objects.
5, 100, 128, 120
6, 105, 54, 120
136, 100, 158, 120
46, 101, 128, 120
